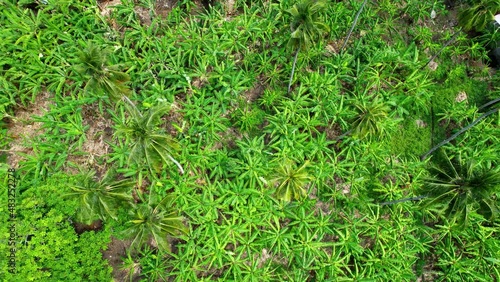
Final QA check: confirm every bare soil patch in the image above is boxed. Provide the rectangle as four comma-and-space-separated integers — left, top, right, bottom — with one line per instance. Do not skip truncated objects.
65, 102, 113, 177
5, 92, 52, 168
102, 237, 140, 282
243, 80, 265, 103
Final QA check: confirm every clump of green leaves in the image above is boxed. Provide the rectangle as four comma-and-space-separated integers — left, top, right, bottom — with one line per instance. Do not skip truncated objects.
272, 159, 313, 201
75, 42, 131, 102
0, 174, 112, 281
420, 152, 500, 227
124, 194, 187, 253
458, 0, 500, 31
114, 104, 184, 174
66, 170, 134, 224
351, 96, 390, 139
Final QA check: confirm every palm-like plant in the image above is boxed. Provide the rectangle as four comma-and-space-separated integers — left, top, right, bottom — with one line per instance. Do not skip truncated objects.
458, 0, 500, 32
66, 170, 134, 224
420, 153, 500, 227
114, 104, 184, 174
272, 160, 314, 201
75, 42, 131, 102
351, 97, 390, 139
124, 194, 187, 253
286, 0, 329, 93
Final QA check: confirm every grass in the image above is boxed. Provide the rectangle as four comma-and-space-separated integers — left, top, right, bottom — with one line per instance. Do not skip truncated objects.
0, 0, 499, 281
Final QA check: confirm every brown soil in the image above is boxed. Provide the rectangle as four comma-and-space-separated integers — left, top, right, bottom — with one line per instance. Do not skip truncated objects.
101, 237, 140, 282
243, 80, 265, 103
5, 92, 52, 168
309, 186, 334, 216
74, 219, 103, 235
99, 0, 180, 25
98, 0, 122, 18
325, 39, 344, 56
65, 102, 113, 176
162, 101, 184, 137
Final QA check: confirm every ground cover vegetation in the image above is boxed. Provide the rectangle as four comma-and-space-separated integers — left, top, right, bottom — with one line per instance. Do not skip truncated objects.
0, 0, 499, 280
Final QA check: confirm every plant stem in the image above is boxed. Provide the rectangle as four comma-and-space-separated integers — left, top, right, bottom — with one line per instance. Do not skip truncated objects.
379, 195, 427, 206
340, 0, 368, 52
421, 107, 499, 160
288, 47, 300, 94
166, 154, 185, 175
335, 129, 353, 141
122, 95, 143, 118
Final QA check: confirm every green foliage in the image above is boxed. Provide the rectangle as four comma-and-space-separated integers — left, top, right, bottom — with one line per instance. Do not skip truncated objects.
120, 250, 141, 282
114, 104, 184, 174
65, 170, 134, 224
123, 194, 187, 253
231, 103, 266, 133
0, 174, 112, 281
1, 0, 500, 280
458, 0, 500, 32
420, 151, 500, 227
387, 118, 432, 157
75, 42, 131, 102
272, 160, 314, 201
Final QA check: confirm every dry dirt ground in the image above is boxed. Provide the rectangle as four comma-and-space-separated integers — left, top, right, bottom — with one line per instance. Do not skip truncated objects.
5, 92, 51, 169
101, 237, 140, 282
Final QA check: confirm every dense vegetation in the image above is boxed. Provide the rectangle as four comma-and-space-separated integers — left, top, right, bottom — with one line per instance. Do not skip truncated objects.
1, 0, 499, 280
